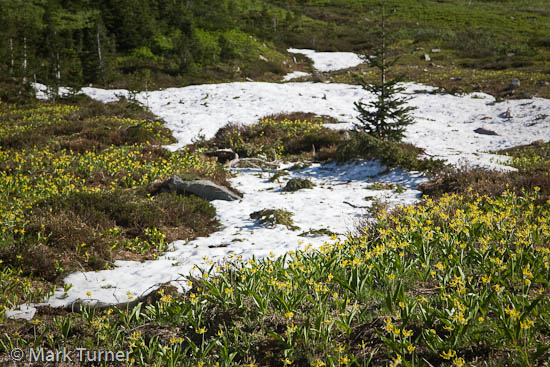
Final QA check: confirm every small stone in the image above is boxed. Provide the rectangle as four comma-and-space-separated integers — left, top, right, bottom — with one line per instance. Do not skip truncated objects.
509, 79, 521, 89
507, 52, 516, 57
423, 54, 431, 62
431, 48, 441, 53
311, 70, 324, 83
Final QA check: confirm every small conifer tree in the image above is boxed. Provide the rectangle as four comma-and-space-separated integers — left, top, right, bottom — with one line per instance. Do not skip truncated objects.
354, 4, 415, 142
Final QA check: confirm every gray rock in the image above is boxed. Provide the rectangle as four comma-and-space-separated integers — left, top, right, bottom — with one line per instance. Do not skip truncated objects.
474, 127, 498, 136
311, 70, 324, 83
5, 305, 36, 320
157, 175, 241, 201
509, 79, 521, 89
431, 48, 441, 53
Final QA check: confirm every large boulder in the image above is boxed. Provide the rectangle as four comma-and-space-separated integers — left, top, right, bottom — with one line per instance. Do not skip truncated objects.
155, 175, 241, 201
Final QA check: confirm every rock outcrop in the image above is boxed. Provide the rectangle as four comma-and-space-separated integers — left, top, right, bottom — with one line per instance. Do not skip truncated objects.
154, 175, 241, 201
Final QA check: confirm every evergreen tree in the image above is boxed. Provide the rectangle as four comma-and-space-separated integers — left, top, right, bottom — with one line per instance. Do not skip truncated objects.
0, 0, 45, 80
41, 1, 93, 98
354, 4, 415, 142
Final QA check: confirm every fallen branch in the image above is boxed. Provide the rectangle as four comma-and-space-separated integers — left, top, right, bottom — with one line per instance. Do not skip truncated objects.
227, 158, 280, 169
204, 149, 281, 168
343, 201, 369, 209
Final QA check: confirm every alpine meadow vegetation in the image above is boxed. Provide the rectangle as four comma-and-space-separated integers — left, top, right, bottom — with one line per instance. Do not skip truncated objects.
1, 0, 549, 366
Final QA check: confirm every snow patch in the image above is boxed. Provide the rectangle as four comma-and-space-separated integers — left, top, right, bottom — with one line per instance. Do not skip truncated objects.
288, 48, 365, 72
42, 162, 426, 308
34, 82, 550, 169
5, 305, 36, 321
282, 71, 311, 81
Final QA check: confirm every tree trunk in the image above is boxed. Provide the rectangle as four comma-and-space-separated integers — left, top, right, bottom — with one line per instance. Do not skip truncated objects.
23, 36, 28, 82
9, 37, 14, 74
96, 24, 104, 80
56, 51, 61, 82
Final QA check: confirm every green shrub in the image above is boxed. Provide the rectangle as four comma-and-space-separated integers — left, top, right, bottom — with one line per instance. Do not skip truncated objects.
283, 178, 315, 192
250, 208, 299, 230
449, 30, 510, 58
335, 132, 444, 173
193, 29, 222, 65
220, 29, 258, 60
269, 170, 289, 182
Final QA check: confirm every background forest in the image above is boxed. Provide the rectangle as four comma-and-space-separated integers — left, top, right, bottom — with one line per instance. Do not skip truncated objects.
2, 0, 550, 96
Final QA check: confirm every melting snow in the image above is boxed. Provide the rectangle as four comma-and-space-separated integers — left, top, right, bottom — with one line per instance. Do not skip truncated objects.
288, 48, 365, 72
35, 82, 550, 169
44, 162, 426, 308
282, 71, 311, 81
18, 49, 550, 312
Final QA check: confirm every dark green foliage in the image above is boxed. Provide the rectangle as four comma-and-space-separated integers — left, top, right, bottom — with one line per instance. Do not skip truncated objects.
354, 6, 415, 142
283, 178, 315, 192
1, 0, 549, 91
269, 170, 289, 182
335, 132, 445, 173
206, 117, 344, 161
354, 72, 415, 142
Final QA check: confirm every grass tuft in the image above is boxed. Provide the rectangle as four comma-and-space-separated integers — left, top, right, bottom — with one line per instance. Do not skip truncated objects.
250, 209, 299, 231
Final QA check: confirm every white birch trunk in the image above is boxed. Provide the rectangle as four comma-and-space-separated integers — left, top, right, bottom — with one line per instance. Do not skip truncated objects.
23, 36, 28, 82
9, 37, 14, 72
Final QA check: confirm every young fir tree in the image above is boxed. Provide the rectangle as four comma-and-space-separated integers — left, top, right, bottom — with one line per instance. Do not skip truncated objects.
354, 4, 415, 142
